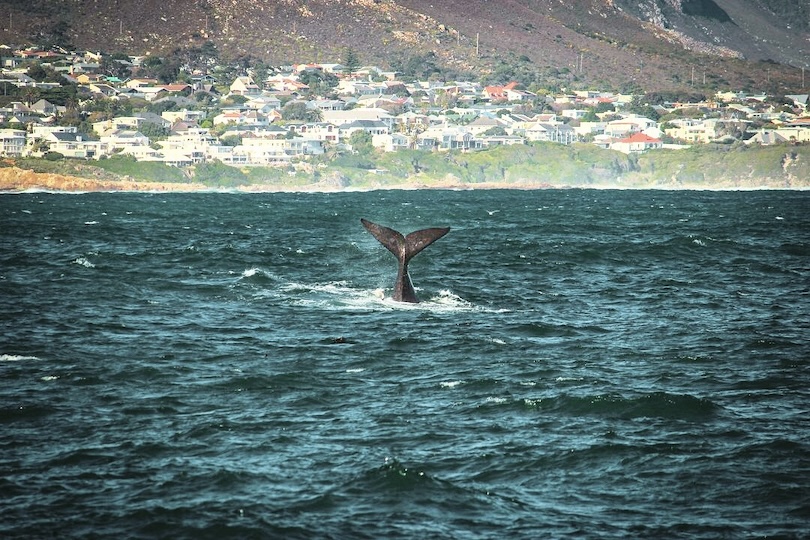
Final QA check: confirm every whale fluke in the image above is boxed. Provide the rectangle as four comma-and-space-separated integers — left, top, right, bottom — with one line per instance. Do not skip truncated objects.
361, 218, 450, 303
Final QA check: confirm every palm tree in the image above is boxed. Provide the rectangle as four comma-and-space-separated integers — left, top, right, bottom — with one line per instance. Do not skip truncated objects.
23, 87, 38, 107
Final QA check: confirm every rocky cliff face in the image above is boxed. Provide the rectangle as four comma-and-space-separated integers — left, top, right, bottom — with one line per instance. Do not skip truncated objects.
608, 0, 805, 62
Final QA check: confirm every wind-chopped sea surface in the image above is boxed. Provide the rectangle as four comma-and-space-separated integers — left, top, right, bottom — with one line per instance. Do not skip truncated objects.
1, 189, 808, 539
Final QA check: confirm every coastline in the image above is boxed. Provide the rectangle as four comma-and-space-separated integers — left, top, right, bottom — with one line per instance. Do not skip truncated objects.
1, 165, 807, 194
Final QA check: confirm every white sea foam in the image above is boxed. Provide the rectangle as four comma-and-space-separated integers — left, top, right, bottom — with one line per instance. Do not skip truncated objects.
255, 277, 502, 314
84, 221, 99, 225
72, 257, 95, 268
41, 375, 59, 381
432, 289, 473, 308
0, 354, 40, 362
440, 380, 463, 388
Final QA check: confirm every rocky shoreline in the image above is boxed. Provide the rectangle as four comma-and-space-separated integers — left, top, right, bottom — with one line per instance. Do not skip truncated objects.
0, 166, 211, 193
0, 166, 556, 193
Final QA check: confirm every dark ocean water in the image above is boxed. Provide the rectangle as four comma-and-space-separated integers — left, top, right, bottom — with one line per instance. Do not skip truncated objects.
1, 189, 809, 539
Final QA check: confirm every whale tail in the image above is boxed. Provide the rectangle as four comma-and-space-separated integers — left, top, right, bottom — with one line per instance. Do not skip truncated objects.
361, 218, 450, 303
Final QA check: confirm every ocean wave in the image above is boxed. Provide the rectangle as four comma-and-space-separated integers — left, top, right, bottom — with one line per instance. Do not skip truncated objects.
235, 267, 278, 282
0, 354, 41, 362
517, 392, 720, 420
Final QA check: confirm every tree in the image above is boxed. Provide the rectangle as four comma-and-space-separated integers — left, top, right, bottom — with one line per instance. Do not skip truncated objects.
100, 54, 132, 79
435, 89, 458, 110
138, 122, 170, 142
43, 20, 73, 50
595, 101, 615, 113
298, 69, 338, 96
349, 130, 374, 156
27, 63, 48, 82
581, 109, 600, 122
626, 96, 661, 121
252, 60, 270, 90
396, 53, 443, 80
483, 126, 508, 136
22, 87, 39, 107
281, 101, 321, 122
343, 48, 360, 77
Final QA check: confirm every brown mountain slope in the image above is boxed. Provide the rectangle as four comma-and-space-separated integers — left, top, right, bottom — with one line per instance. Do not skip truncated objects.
2, 0, 807, 93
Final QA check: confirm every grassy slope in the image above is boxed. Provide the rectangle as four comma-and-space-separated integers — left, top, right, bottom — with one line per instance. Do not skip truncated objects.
3, 144, 808, 191
333, 143, 810, 189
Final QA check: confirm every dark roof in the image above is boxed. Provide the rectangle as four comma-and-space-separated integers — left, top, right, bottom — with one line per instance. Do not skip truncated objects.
51, 132, 83, 142
343, 119, 387, 128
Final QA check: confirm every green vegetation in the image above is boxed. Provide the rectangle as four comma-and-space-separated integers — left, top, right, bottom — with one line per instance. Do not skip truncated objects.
298, 141, 810, 189
625, 143, 808, 188
7, 142, 809, 191
192, 161, 248, 187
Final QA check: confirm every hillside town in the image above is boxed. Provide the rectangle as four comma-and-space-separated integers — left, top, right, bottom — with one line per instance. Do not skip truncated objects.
1, 46, 809, 169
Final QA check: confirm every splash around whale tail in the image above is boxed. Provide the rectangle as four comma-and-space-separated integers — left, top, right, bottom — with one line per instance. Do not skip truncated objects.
361, 218, 450, 303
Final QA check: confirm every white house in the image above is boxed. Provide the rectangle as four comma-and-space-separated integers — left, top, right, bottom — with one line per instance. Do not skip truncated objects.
161, 109, 206, 124
0, 129, 26, 156
561, 109, 588, 120
322, 108, 394, 130
605, 116, 657, 137
525, 123, 577, 144
157, 128, 219, 163
41, 131, 106, 159
229, 76, 261, 96
372, 133, 410, 152
99, 129, 150, 152
235, 137, 324, 165
245, 95, 283, 113
293, 122, 340, 143
465, 116, 508, 136
610, 132, 663, 154
213, 108, 269, 127
339, 120, 390, 139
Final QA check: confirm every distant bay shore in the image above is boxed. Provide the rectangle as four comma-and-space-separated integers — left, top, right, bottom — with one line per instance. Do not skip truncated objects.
2, 141, 809, 193
2, 166, 807, 193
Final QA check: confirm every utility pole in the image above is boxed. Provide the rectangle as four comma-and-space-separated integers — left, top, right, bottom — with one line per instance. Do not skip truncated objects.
475, 33, 479, 57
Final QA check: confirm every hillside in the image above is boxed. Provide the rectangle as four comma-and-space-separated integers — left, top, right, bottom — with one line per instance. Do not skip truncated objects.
1, 0, 808, 93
